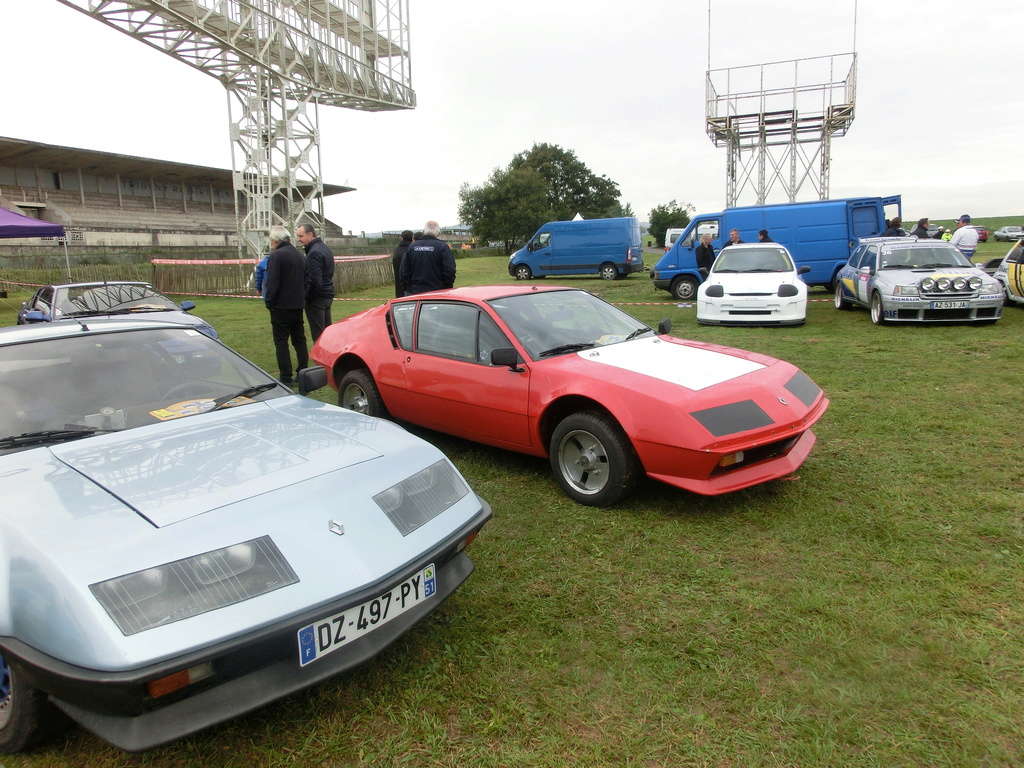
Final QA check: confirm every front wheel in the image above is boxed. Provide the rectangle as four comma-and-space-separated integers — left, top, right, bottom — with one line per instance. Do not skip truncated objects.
0, 652, 60, 753
513, 264, 532, 281
599, 263, 618, 281
338, 369, 386, 417
834, 281, 852, 310
870, 292, 887, 325
549, 411, 640, 507
670, 276, 698, 301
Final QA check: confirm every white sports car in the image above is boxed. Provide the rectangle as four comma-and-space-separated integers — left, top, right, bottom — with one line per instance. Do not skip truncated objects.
697, 243, 810, 326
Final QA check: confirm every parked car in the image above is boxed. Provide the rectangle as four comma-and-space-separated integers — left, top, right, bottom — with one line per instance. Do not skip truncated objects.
993, 240, 1024, 305
925, 225, 945, 239
0, 319, 490, 752
16, 281, 217, 338
833, 238, 1004, 324
508, 217, 644, 280
993, 225, 1024, 242
696, 243, 810, 326
312, 286, 829, 507
971, 226, 989, 242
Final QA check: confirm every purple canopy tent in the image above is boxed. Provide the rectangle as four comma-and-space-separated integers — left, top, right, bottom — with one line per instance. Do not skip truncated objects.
0, 206, 70, 280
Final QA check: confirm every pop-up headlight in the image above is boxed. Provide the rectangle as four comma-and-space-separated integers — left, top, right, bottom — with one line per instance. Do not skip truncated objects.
374, 460, 469, 536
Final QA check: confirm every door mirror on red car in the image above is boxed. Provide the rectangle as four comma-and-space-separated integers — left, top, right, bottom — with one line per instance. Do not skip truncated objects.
490, 347, 523, 372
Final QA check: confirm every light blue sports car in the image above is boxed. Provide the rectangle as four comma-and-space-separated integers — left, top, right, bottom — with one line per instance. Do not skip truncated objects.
0, 319, 490, 753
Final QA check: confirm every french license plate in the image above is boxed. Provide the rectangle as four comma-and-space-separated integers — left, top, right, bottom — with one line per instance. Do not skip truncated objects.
297, 564, 437, 667
930, 301, 968, 309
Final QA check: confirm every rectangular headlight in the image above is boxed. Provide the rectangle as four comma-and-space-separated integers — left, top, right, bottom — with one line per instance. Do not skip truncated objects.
374, 460, 470, 536
893, 285, 918, 296
981, 283, 1003, 295
90, 537, 298, 636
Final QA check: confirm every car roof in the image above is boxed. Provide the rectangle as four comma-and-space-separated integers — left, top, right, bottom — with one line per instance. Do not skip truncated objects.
858, 236, 920, 244
47, 281, 152, 290
392, 285, 576, 302
718, 242, 791, 251
0, 317, 194, 347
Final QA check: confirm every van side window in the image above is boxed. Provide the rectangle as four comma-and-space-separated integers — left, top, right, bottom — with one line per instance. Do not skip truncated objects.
681, 220, 720, 248
531, 232, 551, 251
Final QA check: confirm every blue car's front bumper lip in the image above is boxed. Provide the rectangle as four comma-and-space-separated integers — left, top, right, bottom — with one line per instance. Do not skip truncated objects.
1, 500, 491, 752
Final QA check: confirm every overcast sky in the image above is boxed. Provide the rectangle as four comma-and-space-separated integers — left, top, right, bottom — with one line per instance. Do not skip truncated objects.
2, 1, 1022, 233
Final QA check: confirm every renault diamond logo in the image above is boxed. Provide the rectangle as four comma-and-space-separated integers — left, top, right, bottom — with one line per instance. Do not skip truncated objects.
778, 397, 790, 406
328, 520, 345, 536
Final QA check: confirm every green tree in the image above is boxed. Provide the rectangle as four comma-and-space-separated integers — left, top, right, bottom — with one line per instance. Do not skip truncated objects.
508, 143, 621, 220
458, 166, 549, 253
648, 200, 694, 248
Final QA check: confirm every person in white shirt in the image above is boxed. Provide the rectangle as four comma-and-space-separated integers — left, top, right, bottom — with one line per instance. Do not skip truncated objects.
949, 214, 979, 262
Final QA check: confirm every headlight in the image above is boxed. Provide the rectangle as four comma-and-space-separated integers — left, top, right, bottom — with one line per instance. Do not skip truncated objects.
952, 277, 967, 291
968, 276, 983, 290
980, 282, 1003, 295
374, 459, 469, 536
936, 278, 951, 291
704, 284, 724, 298
920, 277, 936, 291
777, 283, 799, 297
893, 285, 919, 296
90, 537, 298, 635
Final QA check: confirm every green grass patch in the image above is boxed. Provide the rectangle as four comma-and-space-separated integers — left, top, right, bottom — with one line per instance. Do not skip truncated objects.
2, 256, 1023, 768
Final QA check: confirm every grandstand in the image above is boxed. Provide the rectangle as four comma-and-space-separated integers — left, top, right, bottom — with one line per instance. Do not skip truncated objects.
0, 136, 355, 260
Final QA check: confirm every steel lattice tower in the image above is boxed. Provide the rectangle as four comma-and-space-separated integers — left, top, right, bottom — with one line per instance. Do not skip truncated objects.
57, 0, 415, 258
705, 53, 856, 208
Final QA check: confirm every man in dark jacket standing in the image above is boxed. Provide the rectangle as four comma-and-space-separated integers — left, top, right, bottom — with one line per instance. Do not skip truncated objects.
695, 233, 716, 276
392, 230, 414, 297
296, 223, 335, 341
400, 220, 456, 295
264, 227, 308, 385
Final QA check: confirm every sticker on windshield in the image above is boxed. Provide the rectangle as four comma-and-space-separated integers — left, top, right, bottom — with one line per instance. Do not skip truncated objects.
149, 396, 253, 421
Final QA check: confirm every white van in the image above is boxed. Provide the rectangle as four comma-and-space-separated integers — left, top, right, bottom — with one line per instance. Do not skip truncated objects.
664, 227, 685, 251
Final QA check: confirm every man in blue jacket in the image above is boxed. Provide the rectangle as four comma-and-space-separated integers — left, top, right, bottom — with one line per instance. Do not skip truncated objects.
400, 220, 456, 295
296, 223, 335, 341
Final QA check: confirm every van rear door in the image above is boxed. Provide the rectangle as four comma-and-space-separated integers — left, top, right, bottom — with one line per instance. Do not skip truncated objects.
847, 200, 883, 241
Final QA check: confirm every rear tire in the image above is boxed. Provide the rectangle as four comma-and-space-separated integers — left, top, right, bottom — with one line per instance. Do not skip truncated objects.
0, 652, 62, 754
549, 411, 640, 507
599, 263, 618, 281
338, 369, 386, 417
870, 292, 887, 325
514, 264, 532, 281
670, 276, 698, 301
834, 281, 852, 310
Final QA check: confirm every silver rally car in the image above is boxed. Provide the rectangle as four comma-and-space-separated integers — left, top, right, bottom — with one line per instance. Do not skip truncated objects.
833, 237, 1004, 324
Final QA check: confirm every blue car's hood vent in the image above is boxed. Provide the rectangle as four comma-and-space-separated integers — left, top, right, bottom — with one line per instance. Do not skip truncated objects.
50, 403, 382, 527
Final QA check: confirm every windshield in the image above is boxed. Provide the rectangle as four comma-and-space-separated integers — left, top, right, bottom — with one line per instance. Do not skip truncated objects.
488, 290, 650, 360
0, 328, 285, 451
879, 246, 973, 269
57, 284, 180, 316
713, 247, 793, 273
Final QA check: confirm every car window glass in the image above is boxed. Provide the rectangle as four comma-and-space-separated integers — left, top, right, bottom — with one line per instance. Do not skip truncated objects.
417, 303, 478, 361
391, 302, 415, 349
478, 312, 511, 365
713, 247, 792, 273
58, 284, 178, 316
848, 246, 864, 267
859, 248, 877, 270
35, 287, 54, 310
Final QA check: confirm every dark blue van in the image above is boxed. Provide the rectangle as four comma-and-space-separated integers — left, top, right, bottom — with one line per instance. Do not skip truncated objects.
651, 196, 902, 300
508, 217, 644, 280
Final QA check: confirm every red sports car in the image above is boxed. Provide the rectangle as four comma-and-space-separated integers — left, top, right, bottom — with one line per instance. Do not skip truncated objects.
311, 286, 829, 506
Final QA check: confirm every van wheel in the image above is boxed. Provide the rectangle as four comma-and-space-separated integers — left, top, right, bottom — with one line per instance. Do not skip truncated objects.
599, 263, 618, 281
870, 292, 887, 325
514, 264, 532, 280
670, 276, 698, 301
549, 411, 640, 507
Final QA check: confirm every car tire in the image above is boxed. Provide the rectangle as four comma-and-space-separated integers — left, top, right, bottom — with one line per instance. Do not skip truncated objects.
338, 369, 386, 417
599, 263, 618, 281
549, 411, 640, 507
0, 652, 62, 754
670, 276, 698, 301
514, 264, 532, 281
870, 292, 887, 325
834, 281, 852, 310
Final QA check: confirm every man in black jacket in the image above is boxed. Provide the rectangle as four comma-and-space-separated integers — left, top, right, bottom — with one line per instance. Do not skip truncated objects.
392, 230, 414, 297
400, 221, 456, 295
695, 233, 716, 276
296, 223, 335, 341
264, 227, 308, 385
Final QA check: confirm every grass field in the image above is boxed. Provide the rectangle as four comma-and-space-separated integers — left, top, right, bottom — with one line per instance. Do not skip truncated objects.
2, 241, 1023, 768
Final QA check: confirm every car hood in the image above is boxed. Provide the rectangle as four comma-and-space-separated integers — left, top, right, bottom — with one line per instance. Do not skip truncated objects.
49, 399, 382, 527
702, 273, 797, 293
876, 266, 990, 282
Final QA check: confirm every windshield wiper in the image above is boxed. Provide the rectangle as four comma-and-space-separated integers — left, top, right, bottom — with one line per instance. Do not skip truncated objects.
740, 268, 785, 272
715, 268, 739, 273
0, 426, 120, 449
538, 342, 595, 358
210, 382, 281, 411
624, 327, 653, 341
918, 263, 958, 269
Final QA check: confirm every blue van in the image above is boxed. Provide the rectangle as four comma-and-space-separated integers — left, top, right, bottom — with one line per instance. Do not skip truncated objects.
508, 217, 645, 280
651, 196, 902, 300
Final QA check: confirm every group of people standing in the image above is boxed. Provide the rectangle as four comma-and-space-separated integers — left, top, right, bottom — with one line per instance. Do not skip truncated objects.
885, 215, 979, 260
254, 223, 335, 385
390, 220, 457, 298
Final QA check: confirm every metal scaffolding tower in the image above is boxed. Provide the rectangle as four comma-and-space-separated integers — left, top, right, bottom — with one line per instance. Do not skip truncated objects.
705, 53, 856, 208
57, 0, 415, 258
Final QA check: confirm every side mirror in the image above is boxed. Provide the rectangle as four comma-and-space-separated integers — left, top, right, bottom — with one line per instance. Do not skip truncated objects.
859, 265, 872, 275
797, 265, 811, 275
296, 366, 327, 395
24, 310, 49, 323
180, 300, 196, 312
490, 347, 524, 372
657, 318, 672, 335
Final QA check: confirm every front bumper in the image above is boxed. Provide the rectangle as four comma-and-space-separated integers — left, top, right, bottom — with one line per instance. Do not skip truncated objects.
880, 295, 1003, 322
697, 296, 807, 326
2, 502, 490, 752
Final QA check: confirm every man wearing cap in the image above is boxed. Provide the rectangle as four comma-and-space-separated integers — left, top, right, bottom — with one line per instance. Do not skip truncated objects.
949, 215, 979, 262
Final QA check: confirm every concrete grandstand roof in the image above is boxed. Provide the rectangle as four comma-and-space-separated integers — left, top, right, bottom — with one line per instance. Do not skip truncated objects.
0, 136, 353, 196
